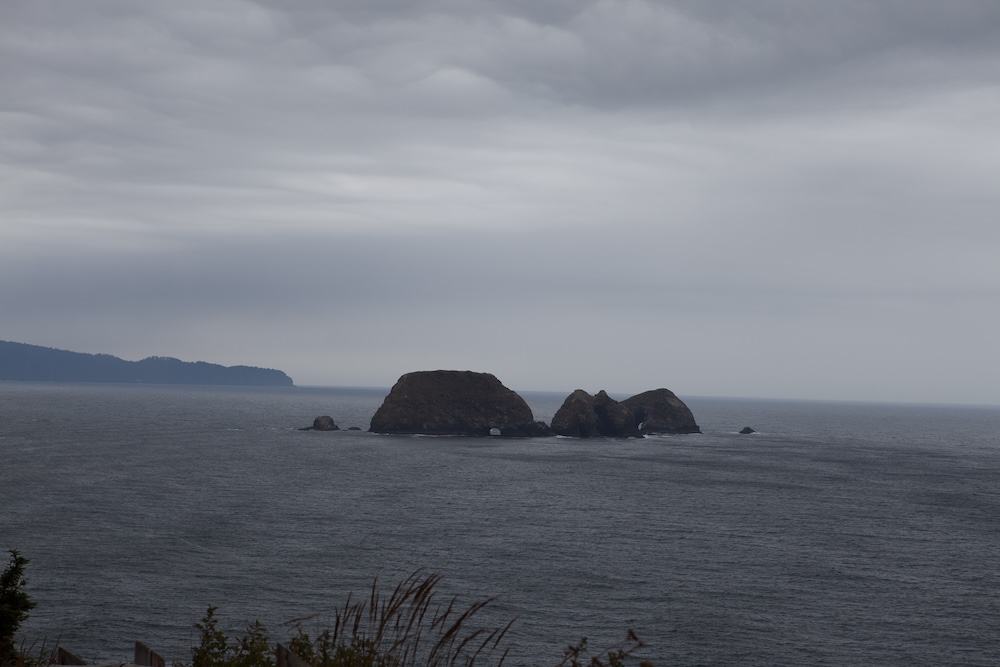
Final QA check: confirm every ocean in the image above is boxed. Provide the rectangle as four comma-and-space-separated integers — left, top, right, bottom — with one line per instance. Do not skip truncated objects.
1, 382, 999, 666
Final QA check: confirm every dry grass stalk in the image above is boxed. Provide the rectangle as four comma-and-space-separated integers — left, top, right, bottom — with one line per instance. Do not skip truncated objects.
285, 570, 513, 667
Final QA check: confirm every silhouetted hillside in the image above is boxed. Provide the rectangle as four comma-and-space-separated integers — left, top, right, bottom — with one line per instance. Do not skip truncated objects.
0, 341, 294, 386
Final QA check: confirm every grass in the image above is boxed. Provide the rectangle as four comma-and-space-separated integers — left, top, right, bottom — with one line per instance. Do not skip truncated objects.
178, 571, 513, 667
9, 639, 59, 667
176, 571, 652, 667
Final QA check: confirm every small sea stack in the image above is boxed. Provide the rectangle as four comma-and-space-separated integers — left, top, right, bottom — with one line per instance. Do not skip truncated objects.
300, 415, 339, 431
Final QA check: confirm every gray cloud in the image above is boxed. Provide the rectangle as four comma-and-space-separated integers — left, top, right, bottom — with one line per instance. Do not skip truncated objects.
2, 0, 999, 403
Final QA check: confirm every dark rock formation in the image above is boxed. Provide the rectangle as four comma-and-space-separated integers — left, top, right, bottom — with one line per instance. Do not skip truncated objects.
369, 370, 551, 437
739, 426, 756, 434
550, 387, 700, 437
299, 415, 340, 431
313, 416, 339, 431
551, 390, 641, 438
621, 388, 701, 435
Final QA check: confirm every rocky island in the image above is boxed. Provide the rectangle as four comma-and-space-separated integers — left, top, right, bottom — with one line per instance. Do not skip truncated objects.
550, 389, 641, 438
369, 370, 552, 436
550, 387, 701, 437
300, 416, 340, 431
622, 388, 702, 435
368, 370, 700, 438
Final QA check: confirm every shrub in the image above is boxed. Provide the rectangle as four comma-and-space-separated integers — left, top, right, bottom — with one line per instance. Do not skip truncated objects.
180, 606, 273, 667
555, 632, 652, 667
0, 551, 37, 666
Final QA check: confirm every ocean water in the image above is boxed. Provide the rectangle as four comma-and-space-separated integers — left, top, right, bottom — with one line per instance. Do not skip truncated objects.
1, 382, 999, 666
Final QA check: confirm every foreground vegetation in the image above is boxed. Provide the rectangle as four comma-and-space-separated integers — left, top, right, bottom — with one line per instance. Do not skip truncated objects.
2, 553, 651, 667
1, 551, 36, 666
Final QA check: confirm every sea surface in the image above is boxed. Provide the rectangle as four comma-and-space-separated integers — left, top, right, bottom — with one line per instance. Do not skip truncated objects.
1, 382, 999, 666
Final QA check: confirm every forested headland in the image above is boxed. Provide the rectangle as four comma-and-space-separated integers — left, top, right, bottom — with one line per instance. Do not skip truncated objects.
0, 341, 293, 387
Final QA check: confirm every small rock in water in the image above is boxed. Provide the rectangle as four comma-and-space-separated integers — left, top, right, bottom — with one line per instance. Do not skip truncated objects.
739, 426, 756, 434
311, 415, 340, 431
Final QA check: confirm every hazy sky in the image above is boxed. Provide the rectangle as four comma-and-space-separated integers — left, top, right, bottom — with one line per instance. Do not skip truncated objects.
2, 1, 999, 404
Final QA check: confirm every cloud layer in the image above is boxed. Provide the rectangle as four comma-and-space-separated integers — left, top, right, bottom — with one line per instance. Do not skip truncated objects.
3, 0, 999, 403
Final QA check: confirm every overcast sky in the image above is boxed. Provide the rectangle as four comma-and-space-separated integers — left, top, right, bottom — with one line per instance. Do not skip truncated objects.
2, 1, 999, 405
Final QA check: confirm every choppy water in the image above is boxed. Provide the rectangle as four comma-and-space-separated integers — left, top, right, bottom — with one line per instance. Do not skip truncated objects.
2, 382, 999, 666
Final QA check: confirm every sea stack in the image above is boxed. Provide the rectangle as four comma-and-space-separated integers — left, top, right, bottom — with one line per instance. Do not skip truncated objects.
551, 387, 700, 437
369, 370, 551, 437
550, 389, 641, 438
621, 388, 701, 435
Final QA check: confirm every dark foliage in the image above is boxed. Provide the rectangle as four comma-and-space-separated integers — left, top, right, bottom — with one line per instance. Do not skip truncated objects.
0, 551, 36, 665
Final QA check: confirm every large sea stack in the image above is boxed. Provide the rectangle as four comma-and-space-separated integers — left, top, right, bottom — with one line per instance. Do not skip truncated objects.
550, 389, 641, 438
369, 370, 551, 437
551, 387, 701, 437
621, 388, 701, 434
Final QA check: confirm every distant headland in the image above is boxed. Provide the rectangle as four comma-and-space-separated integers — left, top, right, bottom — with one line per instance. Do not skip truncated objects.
0, 340, 294, 386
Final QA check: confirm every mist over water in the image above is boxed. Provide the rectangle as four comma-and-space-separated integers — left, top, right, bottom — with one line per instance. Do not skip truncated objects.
2, 383, 999, 666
